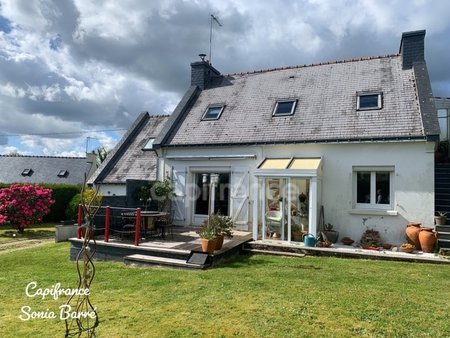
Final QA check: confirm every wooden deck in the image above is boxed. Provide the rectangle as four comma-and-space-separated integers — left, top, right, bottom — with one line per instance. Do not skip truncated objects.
69, 227, 253, 269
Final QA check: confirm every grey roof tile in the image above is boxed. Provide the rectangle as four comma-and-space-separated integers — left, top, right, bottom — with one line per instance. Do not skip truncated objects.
0, 155, 92, 184
91, 114, 169, 184
164, 55, 432, 146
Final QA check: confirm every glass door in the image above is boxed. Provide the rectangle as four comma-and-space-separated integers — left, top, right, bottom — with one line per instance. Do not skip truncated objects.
192, 173, 230, 226
258, 177, 310, 242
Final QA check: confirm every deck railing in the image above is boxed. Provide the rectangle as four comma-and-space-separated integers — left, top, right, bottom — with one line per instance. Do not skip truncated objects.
77, 205, 143, 246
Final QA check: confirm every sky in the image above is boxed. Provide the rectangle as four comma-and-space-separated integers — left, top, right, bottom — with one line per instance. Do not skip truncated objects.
0, 0, 449, 157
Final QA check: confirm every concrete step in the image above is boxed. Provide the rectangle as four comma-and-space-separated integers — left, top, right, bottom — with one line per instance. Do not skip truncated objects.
437, 239, 450, 249
435, 225, 450, 232
242, 247, 306, 258
437, 232, 450, 240
124, 254, 208, 269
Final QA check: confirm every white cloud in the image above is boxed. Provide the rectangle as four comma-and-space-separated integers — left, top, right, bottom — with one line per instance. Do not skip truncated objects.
0, 0, 449, 157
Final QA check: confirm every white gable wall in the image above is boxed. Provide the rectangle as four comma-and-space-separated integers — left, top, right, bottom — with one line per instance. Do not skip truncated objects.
163, 140, 434, 245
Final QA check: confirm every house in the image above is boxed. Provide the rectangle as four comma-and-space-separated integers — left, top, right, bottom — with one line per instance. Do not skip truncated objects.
151, 29, 439, 245
0, 153, 97, 185
88, 113, 169, 207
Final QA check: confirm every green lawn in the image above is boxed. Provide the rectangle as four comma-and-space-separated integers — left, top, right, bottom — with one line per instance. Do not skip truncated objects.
0, 223, 56, 243
0, 243, 449, 337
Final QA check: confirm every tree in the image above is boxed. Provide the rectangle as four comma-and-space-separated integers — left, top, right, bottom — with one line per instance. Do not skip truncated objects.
0, 184, 55, 232
93, 146, 108, 166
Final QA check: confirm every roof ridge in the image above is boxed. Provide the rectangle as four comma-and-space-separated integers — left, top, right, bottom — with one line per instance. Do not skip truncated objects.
226, 53, 400, 76
0, 154, 86, 159
149, 114, 171, 118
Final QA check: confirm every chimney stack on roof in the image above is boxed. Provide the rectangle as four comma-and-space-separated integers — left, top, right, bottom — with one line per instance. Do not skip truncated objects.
190, 55, 221, 90
399, 30, 426, 70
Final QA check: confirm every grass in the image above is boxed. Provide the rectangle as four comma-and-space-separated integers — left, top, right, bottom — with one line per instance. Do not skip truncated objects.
0, 243, 449, 337
0, 223, 56, 243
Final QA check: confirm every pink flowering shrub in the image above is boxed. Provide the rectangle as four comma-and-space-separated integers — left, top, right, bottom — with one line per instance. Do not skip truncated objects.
0, 184, 55, 232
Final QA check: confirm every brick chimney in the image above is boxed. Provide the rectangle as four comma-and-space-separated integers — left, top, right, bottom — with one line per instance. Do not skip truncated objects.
190, 60, 221, 90
399, 30, 426, 70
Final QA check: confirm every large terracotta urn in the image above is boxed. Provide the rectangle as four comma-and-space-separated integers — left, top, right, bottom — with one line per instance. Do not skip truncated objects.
405, 223, 421, 250
418, 228, 437, 253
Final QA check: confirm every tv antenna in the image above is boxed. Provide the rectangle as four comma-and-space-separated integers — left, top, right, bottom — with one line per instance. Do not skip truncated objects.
209, 14, 222, 64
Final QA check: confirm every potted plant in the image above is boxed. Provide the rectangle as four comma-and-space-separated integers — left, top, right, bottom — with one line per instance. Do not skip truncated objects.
207, 212, 234, 250
292, 224, 303, 241
323, 223, 339, 243
399, 242, 415, 253
435, 212, 448, 226
199, 224, 217, 255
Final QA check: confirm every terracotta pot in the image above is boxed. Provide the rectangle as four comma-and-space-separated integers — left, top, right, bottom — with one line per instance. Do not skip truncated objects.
214, 235, 224, 250
418, 228, 437, 253
293, 232, 303, 241
200, 238, 217, 255
405, 223, 421, 250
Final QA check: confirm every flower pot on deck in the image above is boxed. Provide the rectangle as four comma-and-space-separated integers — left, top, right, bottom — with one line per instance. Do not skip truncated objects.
214, 235, 224, 250
201, 238, 217, 255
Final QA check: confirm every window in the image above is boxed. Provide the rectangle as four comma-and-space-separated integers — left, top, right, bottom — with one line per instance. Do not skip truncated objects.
353, 166, 393, 209
273, 100, 297, 116
143, 138, 155, 150
57, 170, 68, 177
357, 92, 382, 110
21, 169, 33, 176
202, 105, 224, 120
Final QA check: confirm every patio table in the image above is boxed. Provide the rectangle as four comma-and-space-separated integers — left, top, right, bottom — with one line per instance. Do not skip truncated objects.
120, 211, 169, 238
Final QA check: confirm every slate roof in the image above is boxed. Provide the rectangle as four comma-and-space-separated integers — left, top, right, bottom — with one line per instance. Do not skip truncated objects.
89, 113, 169, 184
163, 54, 439, 147
0, 155, 94, 185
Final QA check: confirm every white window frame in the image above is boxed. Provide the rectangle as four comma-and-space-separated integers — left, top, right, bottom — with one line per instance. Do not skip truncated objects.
143, 138, 155, 150
272, 99, 297, 117
202, 105, 225, 121
357, 92, 382, 111
352, 166, 394, 211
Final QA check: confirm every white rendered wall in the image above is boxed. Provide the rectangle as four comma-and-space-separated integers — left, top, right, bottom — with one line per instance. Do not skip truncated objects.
97, 184, 126, 197
164, 141, 435, 245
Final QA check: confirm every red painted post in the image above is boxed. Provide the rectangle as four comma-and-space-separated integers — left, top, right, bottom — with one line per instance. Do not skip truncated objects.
105, 206, 110, 242
134, 208, 141, 246
77, 204, 83, 239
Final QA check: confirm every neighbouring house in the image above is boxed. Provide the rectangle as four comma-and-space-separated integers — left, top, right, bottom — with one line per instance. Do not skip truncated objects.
88, 113, 169, 207
150, 29, 439, 245
0, 153, 97, 185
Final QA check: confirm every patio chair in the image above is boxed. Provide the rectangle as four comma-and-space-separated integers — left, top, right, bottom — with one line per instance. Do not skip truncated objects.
156, 212, 174, 240
265, 210, 283, 238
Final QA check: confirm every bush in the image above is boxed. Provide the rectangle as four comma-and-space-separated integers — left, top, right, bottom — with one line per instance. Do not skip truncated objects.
0, 183, 80, 223
0, 184, 55, 231
65, 187, 103, 221
42, 184, 81, 222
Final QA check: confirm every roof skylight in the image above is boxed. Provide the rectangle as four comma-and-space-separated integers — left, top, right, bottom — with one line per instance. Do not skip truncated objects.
202, 105, 224, 121
357, 92, 382, 110
273, 100, 297, 117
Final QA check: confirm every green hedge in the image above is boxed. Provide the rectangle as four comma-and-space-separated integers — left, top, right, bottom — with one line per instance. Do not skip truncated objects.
0, 183, 81, 222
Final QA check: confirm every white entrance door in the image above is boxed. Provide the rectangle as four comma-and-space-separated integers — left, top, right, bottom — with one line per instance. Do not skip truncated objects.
172, 166, 186, 226
230, 168, 250, 231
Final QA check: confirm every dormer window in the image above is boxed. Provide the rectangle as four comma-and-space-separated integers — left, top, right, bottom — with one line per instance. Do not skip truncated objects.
357, 92, 382, 110
21, 168, 33, 176
143, 138, 155, 150
202, 105, 224, 121
273, 100, 297, 116
57, 170, 69, 177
